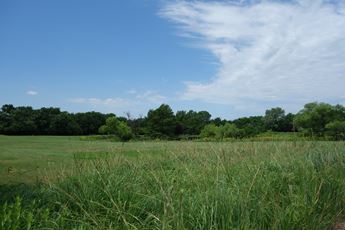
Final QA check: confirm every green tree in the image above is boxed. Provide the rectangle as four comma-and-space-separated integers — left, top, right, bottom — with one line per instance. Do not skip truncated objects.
175, 110, 211, 136
211, 117, 227, 126
200, 124, 219, 139
99, 116, 132, 141
4, 106, 37, 135
279, 113, 295, 132
50, 112, 81, 135
325, 121, 345, 140
293, 102, 345, 136
34, 107, 61, 134
146, 104, 176, 138
75, 112, 106, 135
263, 107, 286, 131
233, 116, 265, 137
0, 104, 15, 134
218, 123, 245, 139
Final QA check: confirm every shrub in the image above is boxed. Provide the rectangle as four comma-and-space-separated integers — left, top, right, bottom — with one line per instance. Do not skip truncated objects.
218, 123, 240, 139
98, 116, 133, 141
200, 124, 219, 139
325, 120, 345, 140
294, 102, 345, 137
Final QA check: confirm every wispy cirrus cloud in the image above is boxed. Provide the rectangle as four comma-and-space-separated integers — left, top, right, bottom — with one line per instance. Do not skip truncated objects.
135, 90, 167, 104
69, 91, 167, 114
70, 97, 130, 108
27, 90, 38, 96
161, 0, 345, 111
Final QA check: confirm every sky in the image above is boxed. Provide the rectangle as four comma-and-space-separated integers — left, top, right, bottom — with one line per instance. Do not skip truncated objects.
1, 0, 345, 119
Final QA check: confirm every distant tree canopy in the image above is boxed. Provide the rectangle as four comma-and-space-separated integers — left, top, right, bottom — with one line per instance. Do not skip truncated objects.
263, 107, 294, 132
293, 102, 345, 139
232, 116, 266, 137
75, 112, 107, 135
175, 110, 211, 136
0, 105, 110, 135
1, 102, 344, 140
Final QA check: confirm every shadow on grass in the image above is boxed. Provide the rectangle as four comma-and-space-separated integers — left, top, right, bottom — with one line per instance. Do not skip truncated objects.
0, 183, 42, 205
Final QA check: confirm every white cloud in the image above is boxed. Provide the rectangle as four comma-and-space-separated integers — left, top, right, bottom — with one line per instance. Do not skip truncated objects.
27, 90, 38, 96
161, 0, 345, 110
69, 91, 167, 115
135, 91, 167, 104
70, 97, 130, 108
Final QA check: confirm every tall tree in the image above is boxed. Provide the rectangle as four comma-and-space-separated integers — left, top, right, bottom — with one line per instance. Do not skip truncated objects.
264, 107, 286, 132
146, 104, 176, 138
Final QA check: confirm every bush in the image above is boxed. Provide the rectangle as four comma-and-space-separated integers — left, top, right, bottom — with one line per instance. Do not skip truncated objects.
325, 120, 345, 140
98, 116, 132, 141
294, 102, 345, 137
200, 123, 255, 140
200, 124, 219, 139
218, 123, 241, 139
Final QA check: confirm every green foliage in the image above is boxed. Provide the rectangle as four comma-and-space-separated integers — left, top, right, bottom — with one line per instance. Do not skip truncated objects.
0, 195, 74, 229
98, 116, 118, 135
210, 117, 227, 126
1, 102, 344, 140
175, 110, 211, 135
232, 116, 266, 136
116, 121, 133, 141
201, 122, 257, 140
50, 112, 82, 135
264, 107, 294, 132
264, 107, 285, 130
34, 107, 61, 134
218, 123, 244, 139
74, 112, 106, 135
200, 124, 219, 139
294, 102, 345, 138
0, 105, 111, 136
146, 104, 176, 138
325, 120, 345, 140
0, 105, 37, 135
98, 116, 132, 141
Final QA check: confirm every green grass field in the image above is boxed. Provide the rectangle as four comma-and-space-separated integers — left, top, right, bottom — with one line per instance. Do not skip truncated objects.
0, 136, 184, 184
1, 136, 345, 229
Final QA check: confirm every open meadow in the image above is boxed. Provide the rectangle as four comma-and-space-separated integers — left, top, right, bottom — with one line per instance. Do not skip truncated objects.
1, 136, 345, 229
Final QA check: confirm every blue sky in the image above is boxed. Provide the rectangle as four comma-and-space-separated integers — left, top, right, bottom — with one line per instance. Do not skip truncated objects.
1, 0, 345, 119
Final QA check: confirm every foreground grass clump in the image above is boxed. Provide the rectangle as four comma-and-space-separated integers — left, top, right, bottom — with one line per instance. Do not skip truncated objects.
1, 142, 345, 229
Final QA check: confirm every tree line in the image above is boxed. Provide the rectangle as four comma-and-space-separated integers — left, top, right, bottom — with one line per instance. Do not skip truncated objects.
0, 102, 344, 140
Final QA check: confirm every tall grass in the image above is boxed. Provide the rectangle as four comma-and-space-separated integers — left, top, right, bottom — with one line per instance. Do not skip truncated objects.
1, 141, 345, 229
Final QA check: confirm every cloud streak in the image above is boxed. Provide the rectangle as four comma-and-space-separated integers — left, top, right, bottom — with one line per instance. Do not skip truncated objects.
27, 91, 38, 96
69, 91, 167, 115
135, 91, 167, 104
70, 97, 130, 108
161, 0, 345, 110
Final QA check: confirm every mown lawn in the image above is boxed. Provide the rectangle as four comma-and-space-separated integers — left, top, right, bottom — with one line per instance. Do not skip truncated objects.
1, 136, 345, 229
